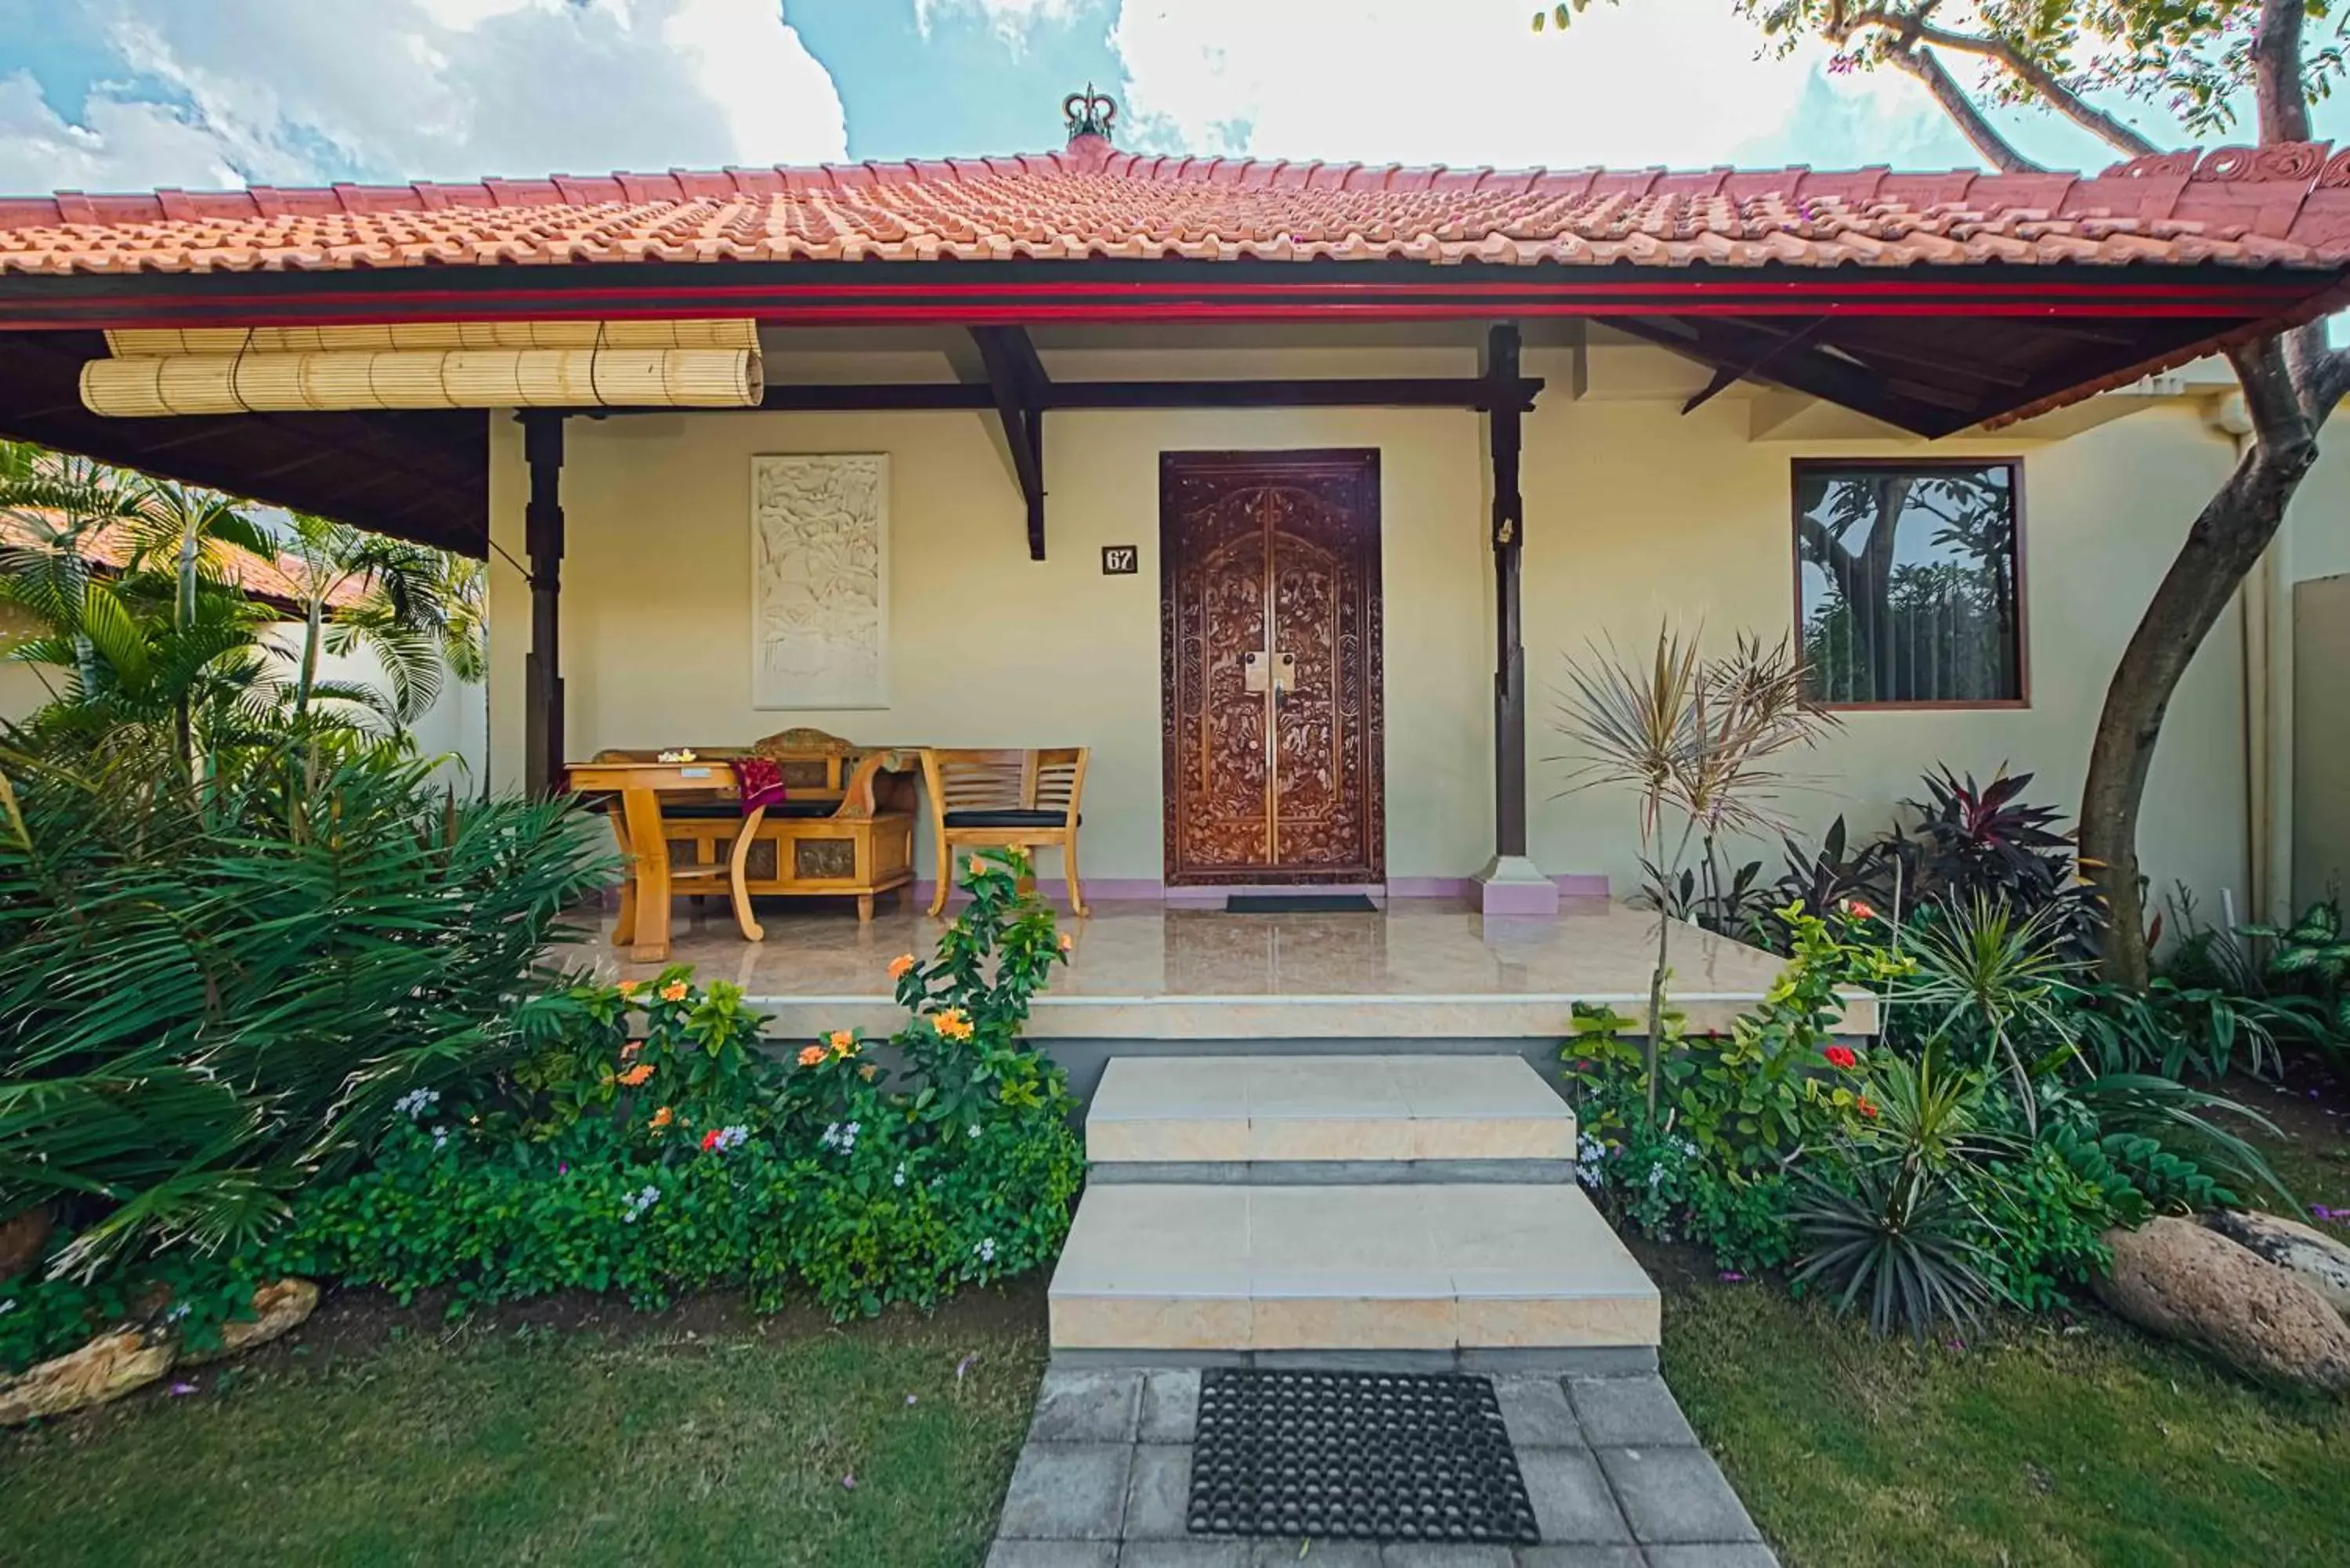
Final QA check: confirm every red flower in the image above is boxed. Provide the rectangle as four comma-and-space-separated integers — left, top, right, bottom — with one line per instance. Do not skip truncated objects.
1840, 898, 1878, 921
1856, 1096, 1880, 1119
1824, 1045, 1858, 1070
701, 1129, 723, 1151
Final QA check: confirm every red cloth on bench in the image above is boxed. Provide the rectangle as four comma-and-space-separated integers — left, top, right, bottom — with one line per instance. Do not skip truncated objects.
731, 757, 788, 815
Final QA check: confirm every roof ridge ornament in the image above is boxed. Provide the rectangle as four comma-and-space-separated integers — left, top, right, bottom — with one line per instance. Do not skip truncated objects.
1064, 85, 1119, 145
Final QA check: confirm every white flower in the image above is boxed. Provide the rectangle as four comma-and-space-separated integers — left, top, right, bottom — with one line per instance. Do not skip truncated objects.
712, 1125, 749, 1153
973, 1237, 997, 1264
893, 1163, 907, 1188
967, 1125, 982, 1140
432, 1125, 451, 1149
1645, 1162, 1666, 1188
394, 1087, 440, 1120
821, 1123, 841, 1149
845, 1122, 861, 1137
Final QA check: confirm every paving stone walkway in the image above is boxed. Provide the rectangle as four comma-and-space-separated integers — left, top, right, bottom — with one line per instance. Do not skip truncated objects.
985, 1367, 1779, 1568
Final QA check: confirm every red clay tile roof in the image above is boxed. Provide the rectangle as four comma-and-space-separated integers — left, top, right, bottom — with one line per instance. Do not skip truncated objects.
0, 512, 367, 607
5, 142, 2350, 275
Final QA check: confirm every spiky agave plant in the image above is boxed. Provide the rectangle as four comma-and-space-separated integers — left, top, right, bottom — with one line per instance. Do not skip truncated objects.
1899, 891, 2084, 1131
1553, 627, 1835, 1115
1790, 1049, 2008, 1338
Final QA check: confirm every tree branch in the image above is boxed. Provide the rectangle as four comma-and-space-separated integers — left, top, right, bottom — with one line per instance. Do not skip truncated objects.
1845, 6, 2158, 160
1886, 45, 2044, 172
2254, 0, 2312, 143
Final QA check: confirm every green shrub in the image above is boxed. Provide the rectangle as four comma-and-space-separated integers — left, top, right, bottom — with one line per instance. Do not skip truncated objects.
279, 850, 1084, 1320
0, 739, 610, 1280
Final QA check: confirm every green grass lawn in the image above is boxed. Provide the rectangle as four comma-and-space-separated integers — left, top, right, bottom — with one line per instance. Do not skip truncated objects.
0, 1291, 1047, 1568
1663, 1276, 2350, 1568
1659, 1084, 2350, 1568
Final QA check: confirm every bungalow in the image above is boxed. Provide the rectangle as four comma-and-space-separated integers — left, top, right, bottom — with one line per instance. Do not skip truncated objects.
11, 92, 2350, 1372
2, 96, 2348, 929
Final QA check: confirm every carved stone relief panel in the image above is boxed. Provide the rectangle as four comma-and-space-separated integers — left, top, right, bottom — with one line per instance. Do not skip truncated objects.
750, 454, 889, 709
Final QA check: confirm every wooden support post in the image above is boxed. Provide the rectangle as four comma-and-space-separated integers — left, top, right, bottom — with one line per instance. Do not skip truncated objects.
1488, 323, 1528, 861
521, 410, 566, 797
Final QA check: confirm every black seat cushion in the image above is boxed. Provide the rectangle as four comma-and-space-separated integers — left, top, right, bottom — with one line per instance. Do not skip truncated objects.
943, 809, 1078, 829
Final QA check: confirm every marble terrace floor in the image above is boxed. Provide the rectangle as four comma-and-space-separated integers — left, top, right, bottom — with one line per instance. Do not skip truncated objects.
559, 898, 1855, 1042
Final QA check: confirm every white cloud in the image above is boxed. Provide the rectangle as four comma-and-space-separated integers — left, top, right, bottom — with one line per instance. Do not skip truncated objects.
0, 71, 243, 191
0, 0, 848, 195
1108, 0, 1942, 171
916, 0, 1085, 46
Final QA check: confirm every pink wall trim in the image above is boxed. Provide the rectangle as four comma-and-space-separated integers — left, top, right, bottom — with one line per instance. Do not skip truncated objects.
911, 873, 1611, 907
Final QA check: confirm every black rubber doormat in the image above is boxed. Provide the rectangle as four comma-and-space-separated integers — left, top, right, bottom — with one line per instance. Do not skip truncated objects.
1186, 1368, 1540, 1545
1223, 894, 1379, 913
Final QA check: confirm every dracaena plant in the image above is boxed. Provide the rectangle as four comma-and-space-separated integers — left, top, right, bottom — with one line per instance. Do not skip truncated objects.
1552, 627, 1838, 1116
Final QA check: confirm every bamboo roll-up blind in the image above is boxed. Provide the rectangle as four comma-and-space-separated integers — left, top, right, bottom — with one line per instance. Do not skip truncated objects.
81, 345, 762, 416
104, 319, 760, 356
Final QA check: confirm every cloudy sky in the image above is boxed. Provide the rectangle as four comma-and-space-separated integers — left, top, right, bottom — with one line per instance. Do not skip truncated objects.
0, 0, 2337, 196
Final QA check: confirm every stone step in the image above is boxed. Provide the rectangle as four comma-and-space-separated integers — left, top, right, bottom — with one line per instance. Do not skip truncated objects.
1047, 1183, 1658, 1364
1083, 1053, 1576, 1169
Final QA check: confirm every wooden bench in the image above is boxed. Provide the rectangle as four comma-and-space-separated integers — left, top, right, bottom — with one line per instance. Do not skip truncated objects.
572, 728, 916, 959
920, 746, 1089, 916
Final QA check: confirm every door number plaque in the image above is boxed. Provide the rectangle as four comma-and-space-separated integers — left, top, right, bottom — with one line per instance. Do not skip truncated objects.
1101, 545, 1140, 575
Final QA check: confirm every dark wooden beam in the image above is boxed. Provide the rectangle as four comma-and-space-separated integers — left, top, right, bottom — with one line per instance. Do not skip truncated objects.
754, 384, 994, 411
1680, 319, 1826, 415
1486, 322, 1528, 862
1613, 316, 1968, 436
521, 411, 566, 797
1041, 378, 1543, 411
970, 326, 1048, 560
598, 376, 1551, 415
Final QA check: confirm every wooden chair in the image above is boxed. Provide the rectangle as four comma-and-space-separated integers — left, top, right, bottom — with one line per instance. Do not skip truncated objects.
920, 747, 1089, 916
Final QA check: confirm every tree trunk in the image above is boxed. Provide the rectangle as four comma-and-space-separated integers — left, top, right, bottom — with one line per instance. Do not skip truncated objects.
2083, 344, 2317, 987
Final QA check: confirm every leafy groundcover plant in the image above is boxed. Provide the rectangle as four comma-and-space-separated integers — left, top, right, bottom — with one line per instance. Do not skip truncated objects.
277, 849, 1086, 1320
1567, 901, 2288, 1339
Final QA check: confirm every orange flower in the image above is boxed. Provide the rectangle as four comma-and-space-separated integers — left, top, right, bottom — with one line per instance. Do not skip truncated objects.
618, 1063, 653, 1087
967, 856, 985, 879
660, 980, 689, 1003
1856, 1096, 1880, 1120
830, 1029, 857, 1057
860, 1064, 879, 1082
649, 1106, 674, 1131
797, 1045, 827, 1068
1058, 932, 1073, 952
617, 980, 643, 999
933, 1007, 974, 1042
888, 953, 916, 981
620, 1041, 642, 1061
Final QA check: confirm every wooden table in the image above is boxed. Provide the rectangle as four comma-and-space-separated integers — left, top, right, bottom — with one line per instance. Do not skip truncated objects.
567, 747, 919, 963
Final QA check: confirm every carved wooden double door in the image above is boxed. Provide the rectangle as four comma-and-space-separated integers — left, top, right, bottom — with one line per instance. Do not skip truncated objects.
1159, 450, 1385, 886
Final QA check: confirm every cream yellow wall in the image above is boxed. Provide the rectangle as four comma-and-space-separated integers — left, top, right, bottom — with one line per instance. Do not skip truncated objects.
2289, 430, 2350, 905
1519, 374, 2249, 909
486, 341, 2263, 909
0, 602, 60, 721
490, 378, 1495, 882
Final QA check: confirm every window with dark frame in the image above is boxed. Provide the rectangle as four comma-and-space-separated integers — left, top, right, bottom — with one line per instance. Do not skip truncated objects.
1793, 460, 2025, 708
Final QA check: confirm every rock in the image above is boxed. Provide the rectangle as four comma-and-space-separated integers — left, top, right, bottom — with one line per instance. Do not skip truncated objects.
0, 1206, 50, 1283
2097, 1216, 2350, 1394
0, 1329, 173, 1425
2204, 1209, 2350, 1320
181, 1279, 320, 1366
